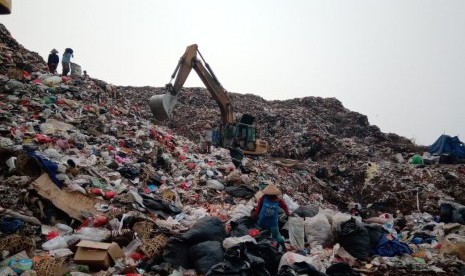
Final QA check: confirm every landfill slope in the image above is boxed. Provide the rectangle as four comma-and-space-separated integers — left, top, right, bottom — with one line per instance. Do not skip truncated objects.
1, 21, 464, 215
1, 22, 465, 275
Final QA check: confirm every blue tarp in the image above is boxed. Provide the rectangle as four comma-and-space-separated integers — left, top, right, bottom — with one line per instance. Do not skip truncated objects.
373, 234, 412, 257
429, 135, 465, 159
27, 150, 63, 188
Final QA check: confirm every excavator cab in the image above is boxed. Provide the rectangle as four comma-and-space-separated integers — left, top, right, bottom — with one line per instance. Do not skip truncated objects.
221, 119, 268, 156
235, 114, 267, 155
0, 0, 11, 14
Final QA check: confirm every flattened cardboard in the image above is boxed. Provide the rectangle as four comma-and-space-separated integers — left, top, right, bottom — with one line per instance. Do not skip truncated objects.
33, 173, 105, 221
74, 241, 123, 270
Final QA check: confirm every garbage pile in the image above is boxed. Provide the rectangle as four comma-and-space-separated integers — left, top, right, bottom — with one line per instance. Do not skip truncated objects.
1, 22, 465, 275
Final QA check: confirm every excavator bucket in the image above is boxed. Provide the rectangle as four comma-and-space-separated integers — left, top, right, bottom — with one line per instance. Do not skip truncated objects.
149, 93, 178, 121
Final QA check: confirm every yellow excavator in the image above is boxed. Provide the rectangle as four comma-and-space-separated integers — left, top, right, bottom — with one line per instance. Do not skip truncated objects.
0, 0, 11, 14
149, 44, 268, 155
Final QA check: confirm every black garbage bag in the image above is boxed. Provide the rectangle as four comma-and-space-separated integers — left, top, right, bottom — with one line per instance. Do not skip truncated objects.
229, 221, 250, 237
140, 194, 181, 217
277, 261, 327, 276
225, 185, 257, 199
229, 216, 255, 238
233, 216, 256, 228
207, 244, 270, 276
337, 218, 370, 260
189, 241, 224, 275
326, 262, 360, 276
453, 206, 465, 225
246, 241, 282, 275
439, 203, 454, 223
207, 261, 250, 276
365, 223, 388, 250
162, 236, 190, 268
118, 165, 140, 180
277, 266, 298, 276
182, 217, 226, 245
293, 204, 319, 218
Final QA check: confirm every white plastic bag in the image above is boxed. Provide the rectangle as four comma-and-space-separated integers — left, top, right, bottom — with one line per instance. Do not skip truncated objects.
206, 179, 224, 190
70, 62, 82, 76
278, 252, 325, 272
288, 216, 305, 250
50, 248, 74, 258
42, 236, 68, 250
55, 223, 73, 234
43, 76, 62, 87
223, 235, 256, 249
75, 227, 110, 241
282, 194, 299, 213
305, 213, 333, 247
229, 203, 254, 221
123, 238, 142, 257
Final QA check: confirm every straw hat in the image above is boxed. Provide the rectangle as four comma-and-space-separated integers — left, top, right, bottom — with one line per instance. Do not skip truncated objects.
51, 49, 58, 54
204, 123, 212, 129
262, 183, 281, 196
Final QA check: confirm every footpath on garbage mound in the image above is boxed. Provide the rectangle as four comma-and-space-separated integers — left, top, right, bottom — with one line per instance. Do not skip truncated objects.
1, 23, 465, 275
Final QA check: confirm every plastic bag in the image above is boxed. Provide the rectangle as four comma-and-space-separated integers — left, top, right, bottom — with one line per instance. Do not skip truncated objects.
50, 248, 74, 258
43, 76, 62, 87
42, 236, 68, 250
229, 203, 254, 222
206, 179, 225, 190
123, 238, 142, 257
70, 62, 82, 76
287, 216, 305, 250
188, 241, 224, 274
223, 235, 256, 249
282, 194, 299, 213
182, 217, 226, 245
75, 227, 110, 241
163, 236, 190, 268
55, 223, 73, 234
8, 259, 33, 274
304, 213, 333, 248
293, 204, 319, 218
337, 217, 370, 260
278, 252, 325, 272
225, 185, 257, 199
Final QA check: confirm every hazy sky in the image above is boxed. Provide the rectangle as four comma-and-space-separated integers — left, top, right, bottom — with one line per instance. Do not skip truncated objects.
2, 0, 464, 145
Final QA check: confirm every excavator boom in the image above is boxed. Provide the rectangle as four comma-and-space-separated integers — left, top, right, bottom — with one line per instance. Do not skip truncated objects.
0, 0, 12, 14
149, 44, 268, 155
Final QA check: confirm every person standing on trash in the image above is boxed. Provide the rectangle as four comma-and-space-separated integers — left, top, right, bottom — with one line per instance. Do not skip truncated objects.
61, 48, 74, 76
203, 123, 213, 154
253, 183, 290, 247
212, 124, 220, 146
229, 137, 244, 169
47, 49, 59, 74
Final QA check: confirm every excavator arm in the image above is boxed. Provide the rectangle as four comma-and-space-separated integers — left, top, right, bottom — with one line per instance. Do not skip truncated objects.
149, 44, 268, 155
152, 44, 233, 124
0, 0, 12, 14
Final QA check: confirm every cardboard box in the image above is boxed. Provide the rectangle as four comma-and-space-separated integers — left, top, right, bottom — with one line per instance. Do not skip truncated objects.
74, 241, 124, 271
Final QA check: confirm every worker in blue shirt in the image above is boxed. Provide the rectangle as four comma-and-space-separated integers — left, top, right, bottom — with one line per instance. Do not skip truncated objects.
62, 48, 74, 76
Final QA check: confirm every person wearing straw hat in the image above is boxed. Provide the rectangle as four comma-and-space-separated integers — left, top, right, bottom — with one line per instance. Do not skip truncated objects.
203, 123, 213, 154
47, 49, 59, 74
253, 183, 290, 247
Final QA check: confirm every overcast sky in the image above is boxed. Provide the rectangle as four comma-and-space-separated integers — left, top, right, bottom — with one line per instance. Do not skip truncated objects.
2, 0, 464, 146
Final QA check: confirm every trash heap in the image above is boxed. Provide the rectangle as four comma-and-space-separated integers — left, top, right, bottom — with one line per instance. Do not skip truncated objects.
1, 22, 465, 275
